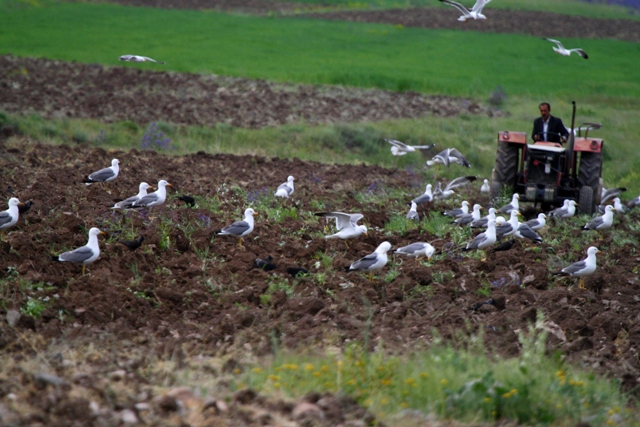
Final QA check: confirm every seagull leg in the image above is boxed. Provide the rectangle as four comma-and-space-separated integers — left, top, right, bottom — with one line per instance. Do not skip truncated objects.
344, 240, 350, 250
238, 238, 244, 247
579, 278, 585, 289
0, 230, 5, 241
82, 265, 86, 276
367, 272, 375, 281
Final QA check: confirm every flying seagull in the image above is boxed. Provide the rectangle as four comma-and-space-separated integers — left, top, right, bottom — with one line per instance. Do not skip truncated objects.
51, 227, 106, 276
111, 182, 153, 210
216, 208, 258, 246
426, 148, 471, 168
552, 246, 599, 288
274, 176, 295, 198
132, 180, 172, 209
544, 39, 588, 59
0, 197, 23, 240
345, 241, 392, 280
440, 0, 492, 22
434, 176, 478, 200
315, 212, 368, 245
582, 205, 615, 231
385, 139, 435, 156
83, 159, 120, 185
119, 55, 165, 64
601, 187, 627, 205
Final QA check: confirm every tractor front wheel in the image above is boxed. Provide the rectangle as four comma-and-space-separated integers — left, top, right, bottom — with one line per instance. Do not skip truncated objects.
579, 186, 594, 215
491, 142, 519, 201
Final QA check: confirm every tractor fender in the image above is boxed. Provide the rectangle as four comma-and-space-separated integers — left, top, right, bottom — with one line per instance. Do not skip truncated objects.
573, 137, 603, 153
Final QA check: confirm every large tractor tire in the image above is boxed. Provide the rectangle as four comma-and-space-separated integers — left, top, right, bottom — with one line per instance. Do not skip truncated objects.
577, 152, 602, 214
579, 186, 594, 215
490, 142, 519, 200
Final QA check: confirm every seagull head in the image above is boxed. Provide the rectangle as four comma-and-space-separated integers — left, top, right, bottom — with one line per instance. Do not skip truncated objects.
158, 180, 172, 189
89, 227, 106, 238
376, 241, 392, 254
244, 208, 257, 218
112, 159, 120, 167
587, 246, 599, 256
8, 197, 21, 208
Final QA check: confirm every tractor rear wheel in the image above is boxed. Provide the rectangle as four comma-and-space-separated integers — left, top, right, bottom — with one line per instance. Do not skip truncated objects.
579, 186, 594, 215
491, 142, 519, 200
577, 152, 602, 213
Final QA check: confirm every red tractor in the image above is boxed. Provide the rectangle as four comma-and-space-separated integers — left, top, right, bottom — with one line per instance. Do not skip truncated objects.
490, 102, 603, 214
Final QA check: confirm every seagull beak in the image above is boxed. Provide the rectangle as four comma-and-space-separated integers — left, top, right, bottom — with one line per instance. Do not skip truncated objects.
167, 183, 173, 187
100, 231, 107, 237
149, 186, 155, 191
253, 212, 259, 216
18, 203, 24, 207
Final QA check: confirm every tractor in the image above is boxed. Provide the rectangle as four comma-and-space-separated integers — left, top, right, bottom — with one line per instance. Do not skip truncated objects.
490, 102, 604, 214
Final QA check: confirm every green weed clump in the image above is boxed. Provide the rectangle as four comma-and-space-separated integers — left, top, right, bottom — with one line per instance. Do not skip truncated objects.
238, 313, 636, 425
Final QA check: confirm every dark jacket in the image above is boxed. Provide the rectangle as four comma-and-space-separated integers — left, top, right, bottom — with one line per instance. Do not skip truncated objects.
532, 115, 569, 142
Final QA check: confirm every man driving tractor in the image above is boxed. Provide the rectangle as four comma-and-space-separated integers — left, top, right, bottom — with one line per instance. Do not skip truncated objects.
532, 102, 569, 143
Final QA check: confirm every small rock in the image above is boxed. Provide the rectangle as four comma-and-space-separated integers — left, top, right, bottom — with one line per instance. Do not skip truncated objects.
6, 309, 20, 327
134, 402, 150, 412
233, 388, 257, 404
34, 372, 68, 388
120, 409, 138, 424
108, 370, 126, 381
292, 402, 324, 420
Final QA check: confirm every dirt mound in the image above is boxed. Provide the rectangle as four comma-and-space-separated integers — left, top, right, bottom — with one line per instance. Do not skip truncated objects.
1, 143, 640, 401
0, 55, 495, 129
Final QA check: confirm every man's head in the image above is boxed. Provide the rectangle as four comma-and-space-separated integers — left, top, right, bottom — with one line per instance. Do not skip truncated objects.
539, 102, 551, 121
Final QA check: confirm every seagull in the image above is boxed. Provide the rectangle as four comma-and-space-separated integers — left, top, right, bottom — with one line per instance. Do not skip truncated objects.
452, 203, 482, 226
497, 193, 519, 215
393, 242, 435, 260
612, 198, 630, 214
495, 210, 521, 238
316, 212, 368, 245
628, 194, 640, 209
601, 187, 627, 205
274, 176, 295, 198
523, 213, 547, 231
552, 246, 599, 288
516, 223, 543, 243
480, 179, 490, 193
549, 200, 577, 218
439, 0, 492, 21
216, 208, 257, 246
83, 159, 120, 185
582, 205, 615, 231
464, 219, 497, 251
132, 180, 172, 209
120, 236, 144, 251
411, 184, 433, 205
51, 227, 106, 275
345, 241, 392, 280
471, 207, 497, 228
406, 202, 419, 220
544, 39, 588, 59
385, 139, 434, 156
426, 148, 471, 168
119, 55, 165, 64
0, 197, 23, 240
434, 176, 478, 200
443, 201, 470, 218
111, 182, 153, 210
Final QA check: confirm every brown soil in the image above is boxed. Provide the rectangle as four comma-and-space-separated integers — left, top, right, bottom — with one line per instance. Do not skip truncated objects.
1, 142, 640, 425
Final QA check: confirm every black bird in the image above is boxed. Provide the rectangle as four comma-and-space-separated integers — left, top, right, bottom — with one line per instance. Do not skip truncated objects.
491, 239, 516, 253
468, 298, 495, 311
120, 236, 144, 251
286, 267, 309, 277
253, 255, 278, 271
18, 200, 34, 214
6, 185, 14, 195
177, 195, 196, 207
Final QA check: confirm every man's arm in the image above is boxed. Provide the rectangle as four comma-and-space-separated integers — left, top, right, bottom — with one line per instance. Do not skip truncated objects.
554, 117, 569, 141
532, 118, 541, 141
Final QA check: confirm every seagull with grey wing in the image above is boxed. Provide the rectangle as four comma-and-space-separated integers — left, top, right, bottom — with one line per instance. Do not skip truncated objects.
440, 0, 492, 22
51, 227, 106, 276
385, 139, 435, 156
132, 180, 172, 209
601, 187, 627, 205
497, 193, 519, 215
111, 182, 153, 210
552, 246, 599, 288
315, 212, 367, 246
216, 208, 258, 246
434, 176, 477, 200
549, 200, 577, 218
119, 55, 165, 64
471, 207, 497, 228
393, 242, 435, 260
406, 202, 419, 221
426, 148, 471, 168
464, 219, 497, 251
628, 194, 640, 209
345, 241, 392, 280
523, 213, 547, 231
495, 210, 521, 238
452, 203, 482, 225
0, 198, 23, 240
582, 205, 615, 231
443, 200, 470, 218
274, 176, 295, 198
83, 159, 120, 185
544, 39, 588, 59
411, 184, 433, 205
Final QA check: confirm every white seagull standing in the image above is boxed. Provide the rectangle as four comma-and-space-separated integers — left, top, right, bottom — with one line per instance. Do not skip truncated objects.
385, 139, 434, 156
553, 246, 600, 288
406, 202, 419, 220
443, 200, 470, 218
315, 212, 368, 245
83, 159, 120, 185
119, 55, 165, 64
549, 200, 577, 218
495, 210, 521, 238
464, 219, 497, 251
582, 205, 615, 231
452, 203, 482, 226
112, 182, 153, 210
132, 180, 172, 209
480, 179, 490, 193
274, 176, 295, 198
497, 193, 519, 215
216, 208, 258, 246
411, 184, 433, 205
440, 0, 492, 22
51, 227, 106, 276
544, 39, 588, 59
523, 213, 547, 231
0, 198, 23, 240
345, 241, 392, 280
471, 207, 497, 228
628, 194, 640, 209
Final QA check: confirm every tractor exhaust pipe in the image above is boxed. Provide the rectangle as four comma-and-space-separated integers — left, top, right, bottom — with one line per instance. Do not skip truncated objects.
567, 101, 576, 177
